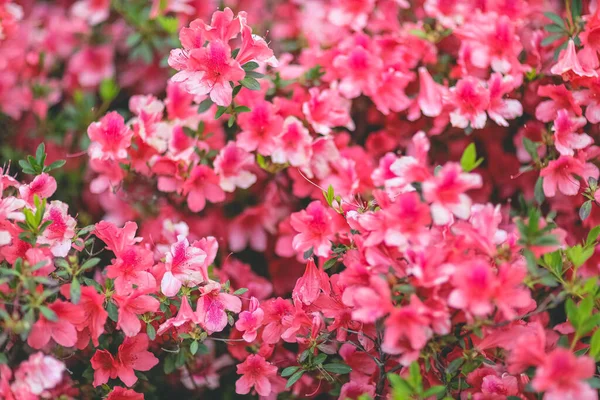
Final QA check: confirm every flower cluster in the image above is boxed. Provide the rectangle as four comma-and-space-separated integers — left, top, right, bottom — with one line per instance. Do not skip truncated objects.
1, 1, 600, 400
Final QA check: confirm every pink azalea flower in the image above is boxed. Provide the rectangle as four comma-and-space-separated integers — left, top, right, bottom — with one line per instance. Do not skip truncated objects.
303, 87, 355, 135
94, 221, 142, 256
535, 84, 582, 122
235, 354, 278, 397
422, 162, 482, 225
161, 235, 207, 297
532, 349, 597, 400
290, 201, 338, 257
447, 259, 497, 317
0, 195, 25, 246
371, 68, 412, 115
27, 300, 86, 349
338, 375, 376, 400
213, 142, 257, 192
60, 285, 107, 347
271, 116, 313, 167
552, 109, 593, 156
196, 7, 242, 42
170, 39, 245, 106
88, 111, 133, 160
236, 100, 283, 155
487, 73, 523, 126
116, 334, 159, 387
333, 43, 382, 99
417, 67, 444, 117
18, 173, 57, 206
551, 39, 598, 79
106, 245, 156, 295
67, 45, 114, 88
106, 387, 145, 400
71, 0, 110, 25
342, 276, 392, 323
113, 289, 160, 337
35, 201, 76, 257
157, 295, 199, 335
182, 165, 226, 212
540, 155, 591, 197
235, 296, 264, 342
14, 353, 65, 396
382, 295, 433, 360
236, 20, 278, 67
196, 281, 242, 333
292, 258, 330, 305
449, 77, 490, 129
91, 349, 118, 387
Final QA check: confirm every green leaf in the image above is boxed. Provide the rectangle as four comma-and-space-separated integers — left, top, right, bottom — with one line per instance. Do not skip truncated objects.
588, 377, 600, 389
590, 329, 600, 360
215, 106, 228, 119
227, 115, 236, 128
234, 105, 251, 113
586, 225, 600, 247
566, 298, 579, 329
522, 137, 539, 161
544, 24, 566, 33
313, 353, 327, 365
190, 340, 199, 355
80, 257, 101, 272
240, 76, 261, 91
45, 160, 66, 171
233, 288, 248, 295
70, 278, 81, 305
534, 177, 545, 205
197, 98, 213, 113
460, 143, 483, 172
246, 70, 265, 79
126, 32, 142, 47
408, 29, 429, 40
157, 16, 179, 34
544, 12, 566, 28
286, 370, 304, 388
242, 61, 259, 71
107, 301, 119, 322
446, 357, 464, 375
100, 79, 119, 102
580, 200, 593, 221
303, 247, 314, 260
541, 33, 565, 47
39, 306, 58, 322
423, 385, 446, 397
572, 0, 582, 18
322, 258, 338, 271
147, 323, 157, 341
566, 244, 594, 267
323, 363, 352, 374
35, 143, 46, 166
281, 366, 300, 377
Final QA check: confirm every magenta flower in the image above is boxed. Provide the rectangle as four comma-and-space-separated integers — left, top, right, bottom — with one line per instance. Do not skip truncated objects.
235, 355, 277, 397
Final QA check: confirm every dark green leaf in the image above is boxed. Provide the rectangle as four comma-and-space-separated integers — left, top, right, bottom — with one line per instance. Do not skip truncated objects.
240, 76, 261, 91
70, 278, 81, 305
233, 288, 248, 295
197, 98, 214, 113
281, 366, 299, 377
242, 61, 259, 71
190, 340, 199, 355
534, 177, 545, 205
544, 12, 565, 27
215, 106, 228, 119
39, 306, 58, 322
580, 200, 593, 221
107, 301, 119, 322
286, 370, 304, 388
322, 363, 352, 374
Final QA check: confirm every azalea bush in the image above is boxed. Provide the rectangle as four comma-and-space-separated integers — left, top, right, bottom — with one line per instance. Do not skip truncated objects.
3, 0, 600, 399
